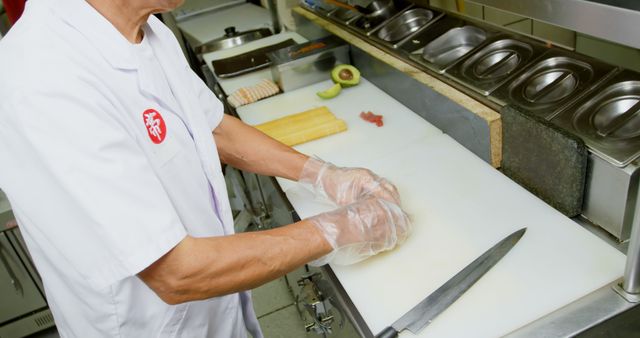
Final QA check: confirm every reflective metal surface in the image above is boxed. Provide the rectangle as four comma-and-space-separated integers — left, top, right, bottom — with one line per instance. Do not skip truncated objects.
491, 48, 616, 119
349, 1, 412, 34
328, 7, 361, 24
552, 70, 640, 167
397, 16, 466, 53
376, 8, 435, 42
623, 196, 640, 295
194, 27, 273, 54
467, 0, 640, 49
420, 26, 488, 73
446, 36, 547, 95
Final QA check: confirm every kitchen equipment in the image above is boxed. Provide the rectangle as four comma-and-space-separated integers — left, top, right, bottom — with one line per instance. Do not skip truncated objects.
376, 228, 526, 338
268, 36, 349, 92
350, 0, 408, 33
445, 35, 548, 96
194, 27, 273, 54
501, 105, 588, 217
374, 8, 439, 44
491, 48, 616, 119
327, 7, 362, 24
397, 16, 465, 54
550, 69, 640, 240
172, 0, 244, 22
420, 25, 489, 73
0, 227, 54, 337
210, 39, 296, 78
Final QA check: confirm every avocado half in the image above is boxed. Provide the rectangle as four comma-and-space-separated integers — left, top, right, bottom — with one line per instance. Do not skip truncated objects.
331, 64, 360, 87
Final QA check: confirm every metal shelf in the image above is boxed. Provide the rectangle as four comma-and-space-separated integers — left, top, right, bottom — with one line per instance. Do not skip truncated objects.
467, 0, 640, 49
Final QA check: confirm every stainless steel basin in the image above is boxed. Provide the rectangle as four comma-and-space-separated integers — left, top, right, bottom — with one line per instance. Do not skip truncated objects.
422, 26, 487, 72
376, 8, 435, 42
195, 27, 272, 54
552, 70, 640, 167
446, 36, 547, 95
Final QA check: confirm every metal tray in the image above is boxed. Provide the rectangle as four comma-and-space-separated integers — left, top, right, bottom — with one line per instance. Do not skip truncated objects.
327, 7, 361, 24
445, 35, 548, 96
491, 48, 616, 119
550, 70, 640, 167
417, 25, 489, 74
347, 1, 413, 35
397, 15, 466, 54
376, 8, 436, 42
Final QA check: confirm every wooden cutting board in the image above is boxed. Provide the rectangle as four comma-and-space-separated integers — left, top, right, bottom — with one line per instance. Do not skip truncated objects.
237, 78, 625, 338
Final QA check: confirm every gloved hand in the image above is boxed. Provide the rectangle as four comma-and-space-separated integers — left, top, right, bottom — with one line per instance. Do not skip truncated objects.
308, 197, 411, 266
299, 158, 401, 206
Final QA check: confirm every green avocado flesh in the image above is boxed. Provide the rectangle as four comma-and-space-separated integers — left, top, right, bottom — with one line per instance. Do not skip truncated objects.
331, 64, 360, 87
317, 83, 342, 99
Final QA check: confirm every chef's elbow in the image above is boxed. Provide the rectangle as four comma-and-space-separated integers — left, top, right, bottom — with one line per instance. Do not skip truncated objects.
139, 269, 191, 305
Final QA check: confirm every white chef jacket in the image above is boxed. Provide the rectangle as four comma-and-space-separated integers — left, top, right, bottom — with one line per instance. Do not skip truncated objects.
0, 0, 262, 337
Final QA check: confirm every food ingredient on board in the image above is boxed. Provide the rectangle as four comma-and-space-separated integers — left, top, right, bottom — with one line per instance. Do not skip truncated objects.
256, 106, 347, 146
227, 79, 280, 108
317, 83, 343, 99
331, 64, 361, 87
360, 111, 384, 127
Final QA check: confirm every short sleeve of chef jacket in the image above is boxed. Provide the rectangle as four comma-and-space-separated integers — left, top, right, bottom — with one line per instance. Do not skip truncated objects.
187, 66, 224, 131
1, 90, 187, 290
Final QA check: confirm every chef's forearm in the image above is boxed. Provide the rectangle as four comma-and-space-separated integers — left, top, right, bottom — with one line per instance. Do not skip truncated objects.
213, 114, 308, 181
138, 220, 331, 305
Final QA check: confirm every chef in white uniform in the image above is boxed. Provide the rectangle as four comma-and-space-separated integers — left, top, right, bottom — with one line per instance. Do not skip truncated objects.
0, 0, 410, 337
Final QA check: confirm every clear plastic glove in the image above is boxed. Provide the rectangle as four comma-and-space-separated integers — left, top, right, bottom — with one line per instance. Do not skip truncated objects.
308, 197, 411, 266
299, 158, 401, 206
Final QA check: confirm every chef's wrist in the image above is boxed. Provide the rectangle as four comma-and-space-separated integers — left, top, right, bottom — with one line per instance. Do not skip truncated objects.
298, 157, 326, 183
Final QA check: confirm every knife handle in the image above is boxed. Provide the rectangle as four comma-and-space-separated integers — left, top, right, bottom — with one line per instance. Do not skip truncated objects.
375, 326, 399, 338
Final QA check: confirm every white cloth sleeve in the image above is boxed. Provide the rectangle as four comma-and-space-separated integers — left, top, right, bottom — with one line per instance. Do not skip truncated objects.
187, 68, 225, 131
0, 92, 188, 290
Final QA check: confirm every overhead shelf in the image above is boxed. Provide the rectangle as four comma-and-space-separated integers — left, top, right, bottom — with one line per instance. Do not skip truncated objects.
466, 0, 640, 49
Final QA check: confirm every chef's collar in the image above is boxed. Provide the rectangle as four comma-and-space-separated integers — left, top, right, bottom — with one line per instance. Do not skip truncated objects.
49, 0, 145, 70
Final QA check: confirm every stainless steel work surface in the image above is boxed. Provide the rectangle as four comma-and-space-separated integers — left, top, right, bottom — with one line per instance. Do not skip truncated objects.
375, 8, 437, 43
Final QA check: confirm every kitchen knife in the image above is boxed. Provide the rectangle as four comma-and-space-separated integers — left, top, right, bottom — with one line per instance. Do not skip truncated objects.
376, 227, 527, 338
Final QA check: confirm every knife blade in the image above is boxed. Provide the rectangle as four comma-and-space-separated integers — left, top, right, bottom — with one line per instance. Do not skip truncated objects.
376, 227, 526, 338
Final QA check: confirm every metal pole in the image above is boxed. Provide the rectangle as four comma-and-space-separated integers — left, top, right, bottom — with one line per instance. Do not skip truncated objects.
623, 198, 640, 294
266, 0, 282, 34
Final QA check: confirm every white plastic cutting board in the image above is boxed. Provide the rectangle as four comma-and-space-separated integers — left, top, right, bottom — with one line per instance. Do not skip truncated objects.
237, 78, 626, 337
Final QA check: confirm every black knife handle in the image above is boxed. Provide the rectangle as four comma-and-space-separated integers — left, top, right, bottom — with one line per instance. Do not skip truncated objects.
375, 326, 399, 338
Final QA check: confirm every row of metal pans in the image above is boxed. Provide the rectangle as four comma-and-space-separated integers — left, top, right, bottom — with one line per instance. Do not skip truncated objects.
307, 1, 640, 167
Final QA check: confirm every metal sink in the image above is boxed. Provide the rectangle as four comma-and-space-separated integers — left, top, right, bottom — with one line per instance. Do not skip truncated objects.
446, 35, 548, 95
491, 48, 616, 119
420, 25, 488, 73
194, 27, 272, 54
375, 8, 437, 43
551, 70, 640, 167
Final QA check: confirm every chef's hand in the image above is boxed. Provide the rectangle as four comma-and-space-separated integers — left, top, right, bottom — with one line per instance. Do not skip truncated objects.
308, 197, 411, 266
299, 158, 401, 206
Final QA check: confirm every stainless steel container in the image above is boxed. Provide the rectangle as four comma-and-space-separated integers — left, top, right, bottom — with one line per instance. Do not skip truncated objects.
268, 36, 350, 92
421, 25, 489, 73
491, 48, 616, 119
551, 70, 640, 241
445, 34, 548, 96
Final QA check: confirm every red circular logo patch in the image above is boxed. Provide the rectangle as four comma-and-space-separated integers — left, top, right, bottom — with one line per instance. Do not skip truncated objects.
142, 109, 167, 144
